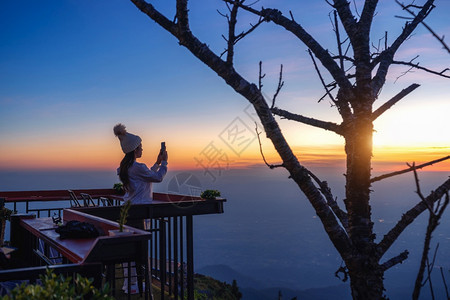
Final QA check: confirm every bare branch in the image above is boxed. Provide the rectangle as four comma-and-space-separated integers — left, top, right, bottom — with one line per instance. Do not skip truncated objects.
131, 0, 177, 34
351, 0, 361, 18
380, 250, 409, 271
332, 10, 345, 71
385, 30, 388, 50
394, 64, 415, 83
217, 8, 228, 19
425, 257, 436, 299
176, 0, 190, 37
440, 266, 450, 299
396, 0, 450, 54
422, 244, 440, 286
371, 0, 435, 95
220, 2, 265, 61
131, 1, 355, 260
372, 31, 388, 54
413, 189, 449, 299
335, 263, 349, 282
333, 0, 358, 46
318, 85, 338, 103
258, 61, 265, 91
308, 49, 337, 103
343, 39, 352, 56
331, 55, 355, 64
225, 0, 239, 65
234, 16, 265, 44
255, 123, 284, 169
271, 64, 284, 109
371, 83, 420, 121
410, 163, 434, 212
370, 156, 450, 183
358, 0, 378, 36
376, 177, 450, 259
306, 169, 349, 230
271, 107, 344, 135
223, 0, 355, 118
289, 10, 295, 22
392, 60, 450, 79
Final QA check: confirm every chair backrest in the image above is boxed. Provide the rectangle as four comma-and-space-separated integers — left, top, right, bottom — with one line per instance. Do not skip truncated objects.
99, 197, 113, 206
80, 193, 96, 207
67, 190, 81, 207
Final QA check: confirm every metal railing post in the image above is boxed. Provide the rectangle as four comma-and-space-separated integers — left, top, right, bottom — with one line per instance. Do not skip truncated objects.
159, 218, 166, 300
186, 215, 194, 300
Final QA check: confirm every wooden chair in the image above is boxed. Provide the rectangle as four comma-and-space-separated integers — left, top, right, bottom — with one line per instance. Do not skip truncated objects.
67, 190, 81, 207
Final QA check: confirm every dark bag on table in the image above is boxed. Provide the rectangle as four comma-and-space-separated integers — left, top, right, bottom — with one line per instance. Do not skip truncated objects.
55, 220, 99, 239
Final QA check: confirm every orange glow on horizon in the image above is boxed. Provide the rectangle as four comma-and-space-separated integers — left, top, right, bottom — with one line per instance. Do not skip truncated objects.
1, 142, 448, 173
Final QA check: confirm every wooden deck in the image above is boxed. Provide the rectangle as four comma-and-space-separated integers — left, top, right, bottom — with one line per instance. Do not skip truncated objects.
0, 188, 226, 300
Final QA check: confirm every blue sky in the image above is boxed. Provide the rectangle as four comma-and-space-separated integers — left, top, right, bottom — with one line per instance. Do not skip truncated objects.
0, 0, 449, 171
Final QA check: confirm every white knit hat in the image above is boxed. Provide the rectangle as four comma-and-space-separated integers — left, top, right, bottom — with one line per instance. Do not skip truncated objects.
113, 123, 142, 154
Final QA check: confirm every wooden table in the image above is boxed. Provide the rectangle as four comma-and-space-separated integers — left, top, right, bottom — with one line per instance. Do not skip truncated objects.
12, 209, 152, 299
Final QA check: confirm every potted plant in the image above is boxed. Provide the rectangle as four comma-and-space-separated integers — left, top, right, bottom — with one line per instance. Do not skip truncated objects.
200, 190, 221, 200
113, 183, 125, 195
0, 205, 13, 246
108, 200, 133, 236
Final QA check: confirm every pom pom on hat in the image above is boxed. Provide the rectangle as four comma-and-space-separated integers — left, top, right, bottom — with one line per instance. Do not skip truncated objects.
113, 123, 127, 138
113, 123, 142, 154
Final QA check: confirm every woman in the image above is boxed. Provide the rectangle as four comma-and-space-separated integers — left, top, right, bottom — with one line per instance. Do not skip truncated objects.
114, 123, 168, 204
113, 123, 168, 294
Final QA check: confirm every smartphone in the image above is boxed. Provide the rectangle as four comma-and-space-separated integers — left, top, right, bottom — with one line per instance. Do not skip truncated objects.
161, 142, 166, 152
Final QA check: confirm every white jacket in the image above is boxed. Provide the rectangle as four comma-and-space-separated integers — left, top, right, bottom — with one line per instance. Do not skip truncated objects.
118, 161, 167, 204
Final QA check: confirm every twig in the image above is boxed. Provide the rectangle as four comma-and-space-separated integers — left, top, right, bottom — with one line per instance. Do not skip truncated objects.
308, 49, 336, 103
440, 266, 450, 300
335, 262, 349, 282
318, 85, 338, 103
395, 64, 415, 83
410, 163, 433, 212
392, 59, 450, 79
220, 1, 265, 61
370, 156, 450, 183
413, 189, 449, 299
426, 256, 436, 300
255, 123, 284, 169
371, 0, 436, 95
352, 0, 360, 18
271, 64, 284, 109
225, 0, 239, 64
234, 16, 265, 44
258, 61, 265, 91
396, 0, 450, 54
422, 244, 440, 286
289, 10, 295, 22
222, 0, 355, 100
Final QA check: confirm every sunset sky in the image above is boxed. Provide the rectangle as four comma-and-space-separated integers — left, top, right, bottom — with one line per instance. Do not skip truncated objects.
1, 0, 449, 173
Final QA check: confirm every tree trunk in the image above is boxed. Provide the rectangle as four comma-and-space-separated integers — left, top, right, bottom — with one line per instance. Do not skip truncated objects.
345, 113, 374, 248
348, 258, 385, 299
344, 110, 383, 299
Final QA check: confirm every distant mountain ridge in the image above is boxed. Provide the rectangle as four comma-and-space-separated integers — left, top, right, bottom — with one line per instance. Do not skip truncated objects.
197, 264, 267, 290
197, 264, 351, 300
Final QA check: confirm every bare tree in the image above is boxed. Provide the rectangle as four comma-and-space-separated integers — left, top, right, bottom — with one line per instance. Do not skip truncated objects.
411, 164, 449, 300
128, 1, 449, 299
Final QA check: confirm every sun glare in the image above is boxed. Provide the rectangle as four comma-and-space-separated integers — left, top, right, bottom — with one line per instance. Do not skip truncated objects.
373, 99, 449, 148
